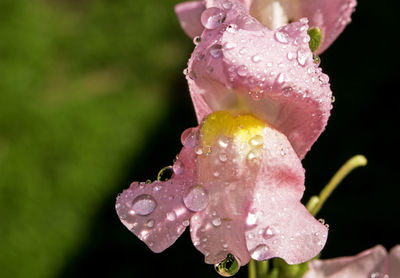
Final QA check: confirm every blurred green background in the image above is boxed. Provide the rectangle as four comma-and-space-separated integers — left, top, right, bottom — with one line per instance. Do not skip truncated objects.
0, 0, 399, 277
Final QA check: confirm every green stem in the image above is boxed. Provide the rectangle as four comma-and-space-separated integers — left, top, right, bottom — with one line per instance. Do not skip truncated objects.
248, 259, 269, 278
307, 155, 367, 216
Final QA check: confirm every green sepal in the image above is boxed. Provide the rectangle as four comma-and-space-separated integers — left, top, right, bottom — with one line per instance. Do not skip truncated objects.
307, 27, 322, 52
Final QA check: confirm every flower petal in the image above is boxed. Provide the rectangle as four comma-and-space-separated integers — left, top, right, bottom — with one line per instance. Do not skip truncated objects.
244, 0, 356, 54
189, 127, 253, 266
189, 111, 326, 265
175, 1, 206, 38
244, 125, 328, 264
303, 245, 388, 278
187, 1, 332, 158
115, 138, 198, 252
389, 245, 400, 278
299, 0, 357, 54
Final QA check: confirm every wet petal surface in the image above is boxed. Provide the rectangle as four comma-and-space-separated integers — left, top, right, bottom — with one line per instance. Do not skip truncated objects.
189, 111, 327, 265
187, 0, 332, 158
303, 245, 388, 278
115, 134, 198, 252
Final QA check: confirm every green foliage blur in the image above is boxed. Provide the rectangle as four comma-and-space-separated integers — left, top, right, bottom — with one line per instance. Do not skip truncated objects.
1, 0, 399, 278
0, 0, 193, 277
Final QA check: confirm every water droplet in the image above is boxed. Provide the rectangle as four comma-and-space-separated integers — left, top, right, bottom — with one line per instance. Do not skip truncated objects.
225, 42, 235, 50
195, 146, 203, 155
319, 73, 329, 85
188, 71, 197, 80
166, 211, 177, 221
252, 55, 261, 63
181, 128, 198, 148
219, 153, 228, 162
331, 96, 336, 103
226, 24, 237, 33
222, 1, 233, 9
153, 184, 162, 192
246, 212, 257, 225
183, 185, 209, 212
264, 227, 274, 239
182, 220, 190, 227
287, 52, 294, 60
237, 65, 248, 76
214, 254, 240, 277
318, 218, 325, 225
131, 194, 157, 216
313, 54, 321, 65
173, 160, 184, 175
277, 73, 285, 84
250, 244, 269, 260
201, 7, 226, 29
213, 171, 220, 177
239, 47, 247, 55
210, 44, 223, 59
218, 137, 229, 148
193, 36, 201, 45
157, 166, 173, 181
183, 68, 189, 75
282, 87, 293, 96
297, 48, 308, 66
247, 148, 262, 161
274, 31, 289, 44
145, 219, 155, 228
212, 217, 222, 227
249, 135, 263, 146
249, 90, 263, 101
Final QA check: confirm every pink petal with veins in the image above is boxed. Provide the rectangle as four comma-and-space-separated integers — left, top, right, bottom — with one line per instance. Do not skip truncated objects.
303, 245, 389, 278
175, 1, 206, 38
115, 134, 199, 252
243, 126, 327, 264
189, 119, 327, 266
187, 0, 331, 158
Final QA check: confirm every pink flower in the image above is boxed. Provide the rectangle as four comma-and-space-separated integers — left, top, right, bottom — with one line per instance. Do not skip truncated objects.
116, 0, 332, 272
116, 111, 328, 269
183, 0, 332, 159
176, 0, 356, 54
304, 245, 400, 278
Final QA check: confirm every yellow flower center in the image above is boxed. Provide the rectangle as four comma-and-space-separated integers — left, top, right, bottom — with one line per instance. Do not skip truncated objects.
200, 111, 268, 152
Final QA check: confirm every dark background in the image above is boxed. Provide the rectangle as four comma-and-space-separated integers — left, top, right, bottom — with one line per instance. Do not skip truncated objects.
0, 0, 399, 277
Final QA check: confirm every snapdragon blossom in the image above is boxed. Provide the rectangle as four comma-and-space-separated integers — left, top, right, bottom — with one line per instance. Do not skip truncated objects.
304, 245, 400, 278
114, 0, 354, 274
176, 0, 356, 54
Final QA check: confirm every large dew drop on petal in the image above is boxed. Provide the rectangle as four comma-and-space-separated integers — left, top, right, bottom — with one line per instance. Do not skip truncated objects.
115, 130, 200, 253
214, 253, 240, 277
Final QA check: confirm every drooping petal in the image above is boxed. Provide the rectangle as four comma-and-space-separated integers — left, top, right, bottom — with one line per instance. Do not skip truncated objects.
187, 0, 332, 158
175, 1, 206, 38
189, 111, 327, 266
115, 136, 198, 252
303, 245, 388, 278
389, 245, 400, 278
243, 123, 328, 264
